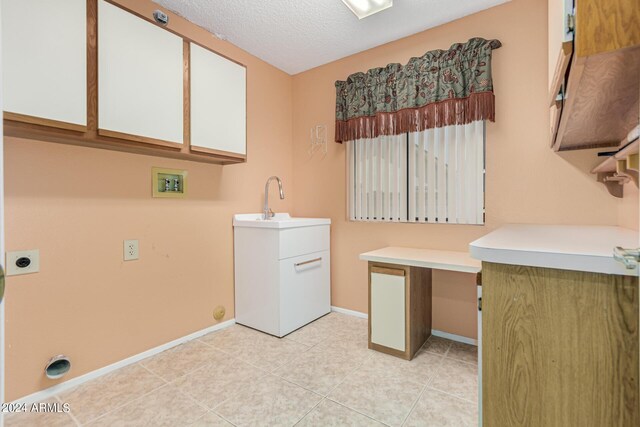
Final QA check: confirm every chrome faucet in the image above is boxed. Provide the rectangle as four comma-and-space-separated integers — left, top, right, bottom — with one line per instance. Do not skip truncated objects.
263, 176, 285, 219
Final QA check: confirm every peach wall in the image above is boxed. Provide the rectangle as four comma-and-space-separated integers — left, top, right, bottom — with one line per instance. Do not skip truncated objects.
6, 0, 639, 401
291, 0, 631, 339
4, 0, 293, 400
619, 184, 639, 230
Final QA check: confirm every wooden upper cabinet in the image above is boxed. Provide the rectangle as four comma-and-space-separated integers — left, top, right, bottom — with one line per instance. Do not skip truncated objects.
547, 0, 573, 93
2, 0, 246, 164
1, 0, 87, 131
98, 0, 183, 148
575, 0, 640, 57
549, 0, 640, 151
189, 43, 247, 157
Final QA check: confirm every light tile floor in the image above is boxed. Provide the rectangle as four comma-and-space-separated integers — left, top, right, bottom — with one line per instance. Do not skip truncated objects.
6, 312, 478, 427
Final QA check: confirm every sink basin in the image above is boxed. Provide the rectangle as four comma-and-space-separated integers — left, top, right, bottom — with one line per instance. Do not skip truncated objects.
233, 213, 331, 229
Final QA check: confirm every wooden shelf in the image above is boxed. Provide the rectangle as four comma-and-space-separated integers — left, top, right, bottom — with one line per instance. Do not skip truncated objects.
4, 119, 245, 165
590, 125, 639, 197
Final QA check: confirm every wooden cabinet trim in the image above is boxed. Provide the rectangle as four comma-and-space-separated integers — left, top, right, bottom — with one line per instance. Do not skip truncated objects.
367, 261, 432, 361
548, 40, 573, 108
183, 40, 191, 149
98, 129, 183, 150
3, 0, 247, 165
3, 112, 87, 133
4, 120, 243, 165
189, 145, 247, 160
87, 0, 98, 132
371, 266, 406, 276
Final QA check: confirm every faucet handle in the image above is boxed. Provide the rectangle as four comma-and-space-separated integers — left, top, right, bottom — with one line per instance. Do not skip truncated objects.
268, 208, 275, 218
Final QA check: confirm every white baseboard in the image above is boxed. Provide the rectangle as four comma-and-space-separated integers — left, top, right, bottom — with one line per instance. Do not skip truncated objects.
431, 329, 477, 346
10, 319, 236, 406
331, 306, 477, 346
331, 306, 368, 319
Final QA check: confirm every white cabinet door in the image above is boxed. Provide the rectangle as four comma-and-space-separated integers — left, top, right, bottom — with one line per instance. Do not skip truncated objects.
190, 43, 246, 155
98, 0, 183, 145
370, 270, 406, 351
279, 250, 330, 336
1, 0, 87, 128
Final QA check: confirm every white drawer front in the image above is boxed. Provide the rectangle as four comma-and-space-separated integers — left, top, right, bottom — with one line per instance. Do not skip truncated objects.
279, 250, 330, 336
371, 272, 406, 351
279, 225, 330, 260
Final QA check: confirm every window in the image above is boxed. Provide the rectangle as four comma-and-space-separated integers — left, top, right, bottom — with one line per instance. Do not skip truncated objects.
347, 121, 485, 224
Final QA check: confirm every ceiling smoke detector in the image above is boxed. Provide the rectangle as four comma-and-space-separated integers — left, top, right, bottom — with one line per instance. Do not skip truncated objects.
341, 0, 393, 19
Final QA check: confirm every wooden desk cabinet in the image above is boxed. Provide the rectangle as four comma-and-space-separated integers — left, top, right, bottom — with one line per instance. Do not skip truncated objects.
368, 262, 432, 360
482, 261, 639, 426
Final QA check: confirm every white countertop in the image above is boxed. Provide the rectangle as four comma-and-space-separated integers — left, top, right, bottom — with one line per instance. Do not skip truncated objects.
359, 247, 481, 273
233, 213, 330, 229
469, 224, 639, 276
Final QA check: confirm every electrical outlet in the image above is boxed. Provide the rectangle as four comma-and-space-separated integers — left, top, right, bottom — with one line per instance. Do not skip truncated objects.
123, 240, 139, 261
6, 249, 40, 276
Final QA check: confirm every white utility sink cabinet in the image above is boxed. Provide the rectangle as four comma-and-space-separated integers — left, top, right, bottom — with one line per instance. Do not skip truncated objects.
233, 213, 331, 337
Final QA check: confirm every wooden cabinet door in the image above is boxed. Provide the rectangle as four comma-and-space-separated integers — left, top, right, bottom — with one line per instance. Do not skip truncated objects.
482, 262, 639, 426
189, 42, 246, 156
98, 0, 183, 147
370, 266, 406, 352
2, 0, 87, 130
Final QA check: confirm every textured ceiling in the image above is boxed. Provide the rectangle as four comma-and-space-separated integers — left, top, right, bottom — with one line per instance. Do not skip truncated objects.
153, 0, 509, 75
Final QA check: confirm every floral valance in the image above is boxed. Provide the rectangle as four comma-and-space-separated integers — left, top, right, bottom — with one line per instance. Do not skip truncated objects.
335, 37, 502, 143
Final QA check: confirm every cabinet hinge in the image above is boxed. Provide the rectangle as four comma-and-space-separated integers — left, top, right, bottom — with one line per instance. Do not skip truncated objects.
478, 297, 482, 311
566, 14, 575, 32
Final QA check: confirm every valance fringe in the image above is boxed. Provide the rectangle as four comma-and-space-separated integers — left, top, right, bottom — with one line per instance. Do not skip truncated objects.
335, 91, 495, 143
334, 37, 501, 143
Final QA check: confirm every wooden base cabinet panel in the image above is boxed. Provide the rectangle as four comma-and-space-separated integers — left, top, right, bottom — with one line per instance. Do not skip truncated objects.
482, 262, 639, 426
368, 262, 432, 360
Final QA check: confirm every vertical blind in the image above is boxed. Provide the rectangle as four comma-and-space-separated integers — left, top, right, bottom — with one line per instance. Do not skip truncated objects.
348, 134, 407, 222
348, 121, 484, 224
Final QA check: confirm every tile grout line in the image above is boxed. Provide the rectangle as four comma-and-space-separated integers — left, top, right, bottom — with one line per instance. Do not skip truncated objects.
80, 382, 173, 425
209, 370, 273, 421
209, 410, 239, 427
399, 349, 450, 427
46, 315, 473, 427
326, 398, 393, 427
320, 351, 403, 427
54, 394, 82, 427
54, 364, 171, 426
424, 385, 478, 405
287, 343, 385, 426
138, 363, 171, 384
292, 396, 328, 426
398, 345, 478, 425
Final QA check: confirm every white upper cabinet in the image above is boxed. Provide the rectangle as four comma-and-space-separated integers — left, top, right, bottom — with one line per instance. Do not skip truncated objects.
98, 0, 183, 145
190, 43, 246, 155
2, 0, 87, 128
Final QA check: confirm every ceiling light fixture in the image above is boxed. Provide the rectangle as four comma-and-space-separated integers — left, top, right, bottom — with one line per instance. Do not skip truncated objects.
341, 0, 393, 19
